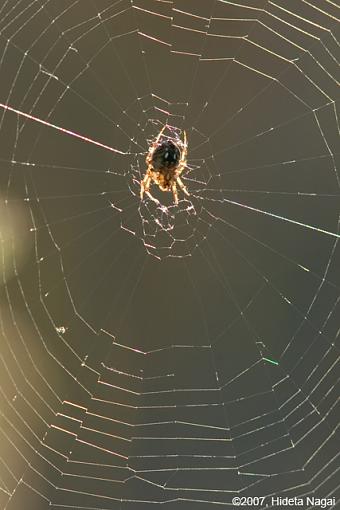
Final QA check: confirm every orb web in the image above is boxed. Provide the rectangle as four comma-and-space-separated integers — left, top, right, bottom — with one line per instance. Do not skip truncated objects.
0, 0, 339, 509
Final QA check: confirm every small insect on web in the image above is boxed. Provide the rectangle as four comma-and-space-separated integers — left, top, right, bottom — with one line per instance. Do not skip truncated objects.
140, 124, 190, 205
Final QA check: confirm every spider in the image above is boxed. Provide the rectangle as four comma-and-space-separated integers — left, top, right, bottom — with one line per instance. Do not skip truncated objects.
140, 126, 189, 205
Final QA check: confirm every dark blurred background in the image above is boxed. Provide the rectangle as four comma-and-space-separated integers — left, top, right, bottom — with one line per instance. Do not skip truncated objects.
0, 1, 339, 508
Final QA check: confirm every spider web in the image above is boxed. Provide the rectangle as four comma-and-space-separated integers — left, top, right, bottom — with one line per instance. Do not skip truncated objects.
0, 0, 339, 509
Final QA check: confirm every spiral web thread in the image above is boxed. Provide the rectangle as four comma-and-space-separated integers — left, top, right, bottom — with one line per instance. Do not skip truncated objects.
0, 0, 339, 508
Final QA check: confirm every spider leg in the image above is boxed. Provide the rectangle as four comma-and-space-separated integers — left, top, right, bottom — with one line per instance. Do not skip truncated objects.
140, 172, 160, 205
183, 130, 187, 150
180, 130, 187, 162
176, 131, 187, 176
140, 174, 151, 200
154, 125, 166, 145
145, 190, 160, 205
171, 181, 179, 205
176, 175, 190, 197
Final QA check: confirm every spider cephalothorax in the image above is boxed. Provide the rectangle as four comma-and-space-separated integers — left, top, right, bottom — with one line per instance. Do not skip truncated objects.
140, 126, 189, 205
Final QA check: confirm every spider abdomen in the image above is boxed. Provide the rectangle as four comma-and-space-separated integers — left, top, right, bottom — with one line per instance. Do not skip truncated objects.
151, 140, 180, 170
